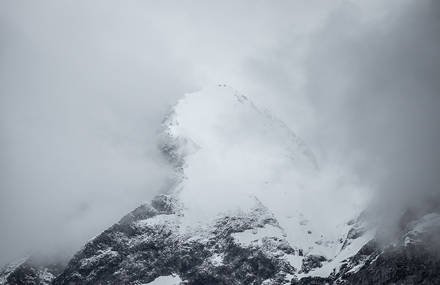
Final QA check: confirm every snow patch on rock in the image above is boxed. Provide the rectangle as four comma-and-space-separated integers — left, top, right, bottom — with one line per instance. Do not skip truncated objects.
145, 274, 182, 285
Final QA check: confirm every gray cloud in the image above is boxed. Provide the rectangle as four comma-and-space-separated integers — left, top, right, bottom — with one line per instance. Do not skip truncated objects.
0, 0, 195, 263
0, 0, 438, 264
0, 0, 335, 263
217, 0, 440, 235
305, 0, 440, 230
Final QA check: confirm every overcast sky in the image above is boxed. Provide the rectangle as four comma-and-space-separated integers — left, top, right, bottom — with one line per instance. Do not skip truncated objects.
1, 0, 439, 264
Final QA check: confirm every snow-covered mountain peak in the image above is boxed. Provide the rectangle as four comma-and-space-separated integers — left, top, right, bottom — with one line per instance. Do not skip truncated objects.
0, 87, 376, 285
160, 85, 319, 219
158, 86, 369, 265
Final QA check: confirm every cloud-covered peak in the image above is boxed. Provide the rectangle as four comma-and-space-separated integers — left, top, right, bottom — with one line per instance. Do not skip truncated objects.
159, 86, 368, 251
162, 84, 317, 171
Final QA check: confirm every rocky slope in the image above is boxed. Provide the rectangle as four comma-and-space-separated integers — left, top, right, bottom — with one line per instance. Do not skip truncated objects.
51, 192, 376, 284
0, 256, 64, 285
3, 201, 439, 284
52, 198, 440, 284
53, 194, 298, 284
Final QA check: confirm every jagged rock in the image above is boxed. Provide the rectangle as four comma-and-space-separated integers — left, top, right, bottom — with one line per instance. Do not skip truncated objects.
0, 257, 64, 285
301, 255, 327, 274
4, 206, 440, 285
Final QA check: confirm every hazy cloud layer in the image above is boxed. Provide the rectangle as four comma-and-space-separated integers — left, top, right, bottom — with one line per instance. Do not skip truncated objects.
0, 1, 195, 262
1, 0, 439, 263
305, 1, 440, 229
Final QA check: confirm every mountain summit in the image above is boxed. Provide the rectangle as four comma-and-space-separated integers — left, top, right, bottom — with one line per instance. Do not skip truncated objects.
160, 85, 318, 220
2, 86, 440, 284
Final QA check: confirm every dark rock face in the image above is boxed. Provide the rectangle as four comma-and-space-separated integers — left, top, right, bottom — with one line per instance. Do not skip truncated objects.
301, 255, 327, 274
